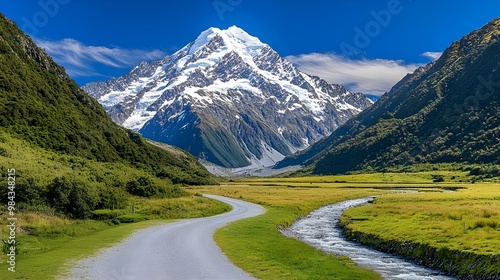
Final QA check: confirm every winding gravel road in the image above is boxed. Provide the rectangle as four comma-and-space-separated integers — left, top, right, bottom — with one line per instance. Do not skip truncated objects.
67, 194, 265, 280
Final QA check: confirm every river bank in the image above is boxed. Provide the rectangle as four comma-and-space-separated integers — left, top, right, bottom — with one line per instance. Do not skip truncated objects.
342, 222, 500, 280
282, 197, 455, 279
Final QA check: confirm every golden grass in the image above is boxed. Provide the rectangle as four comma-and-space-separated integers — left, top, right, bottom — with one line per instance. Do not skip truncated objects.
342, 183, 500, 255
230, 171, 472, 185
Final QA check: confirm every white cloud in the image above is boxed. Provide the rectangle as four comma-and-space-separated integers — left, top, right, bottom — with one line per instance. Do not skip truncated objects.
421, 51, 443, 61
286, 53, 422, 96
35, 38, 167, 77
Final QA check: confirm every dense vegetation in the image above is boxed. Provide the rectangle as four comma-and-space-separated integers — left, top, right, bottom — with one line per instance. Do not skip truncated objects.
0, 13, 217, 219
280, 18, 500, 175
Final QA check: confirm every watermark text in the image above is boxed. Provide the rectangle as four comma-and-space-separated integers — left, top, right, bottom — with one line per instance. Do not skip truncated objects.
213, 0, 243, 21
6, 168, 16, 272
340, 0, 404, 57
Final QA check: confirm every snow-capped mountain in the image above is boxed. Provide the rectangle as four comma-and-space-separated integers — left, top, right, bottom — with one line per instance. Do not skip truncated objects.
83, 26, 372, 168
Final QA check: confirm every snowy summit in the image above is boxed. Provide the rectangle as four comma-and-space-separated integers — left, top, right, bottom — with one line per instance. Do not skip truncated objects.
83, 26, 372, 169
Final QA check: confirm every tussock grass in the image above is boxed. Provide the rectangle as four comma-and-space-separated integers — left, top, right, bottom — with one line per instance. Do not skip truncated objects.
341, 184, 500, 255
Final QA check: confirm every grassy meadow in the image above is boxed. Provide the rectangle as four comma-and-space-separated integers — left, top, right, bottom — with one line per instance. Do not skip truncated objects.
342, 185, 500, 255
190, 173, 500, 279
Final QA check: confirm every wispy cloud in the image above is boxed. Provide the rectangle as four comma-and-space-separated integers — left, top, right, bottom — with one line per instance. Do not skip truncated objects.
35, 38, 167, 77
286, 53, 423, 96
421, 51, 443, 61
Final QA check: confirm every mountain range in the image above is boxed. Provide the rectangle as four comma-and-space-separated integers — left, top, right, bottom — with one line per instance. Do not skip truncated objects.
3, 9, 497, 182
83, 26, 372, 169
279, 17, 500, 174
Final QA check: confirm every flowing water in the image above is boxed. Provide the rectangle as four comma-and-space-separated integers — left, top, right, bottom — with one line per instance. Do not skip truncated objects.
282, 197, 456, 280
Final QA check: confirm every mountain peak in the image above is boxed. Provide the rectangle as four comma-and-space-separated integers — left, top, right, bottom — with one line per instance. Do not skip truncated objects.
188, 26, 265, 56
84, 26, 372, 169
223, 25, 264, 46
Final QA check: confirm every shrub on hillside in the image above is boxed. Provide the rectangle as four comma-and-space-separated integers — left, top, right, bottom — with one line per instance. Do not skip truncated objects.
96, 185, 129, 210
126, 176, 185, 198
46, 177, 99, 219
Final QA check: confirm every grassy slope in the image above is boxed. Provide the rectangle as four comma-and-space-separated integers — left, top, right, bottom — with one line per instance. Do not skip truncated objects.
280, 18, 500, 175
0, 130, 171, 191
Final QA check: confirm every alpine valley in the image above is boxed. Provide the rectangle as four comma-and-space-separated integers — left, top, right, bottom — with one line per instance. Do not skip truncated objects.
84, 26, 372, 169
1, 5, 500, 280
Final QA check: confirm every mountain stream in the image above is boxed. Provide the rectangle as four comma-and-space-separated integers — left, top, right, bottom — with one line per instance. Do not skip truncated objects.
281, 197, 456, 280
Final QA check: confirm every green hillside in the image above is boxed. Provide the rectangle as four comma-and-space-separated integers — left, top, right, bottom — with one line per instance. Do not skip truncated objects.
283, 18, 500, 175
0, 13, 216, 218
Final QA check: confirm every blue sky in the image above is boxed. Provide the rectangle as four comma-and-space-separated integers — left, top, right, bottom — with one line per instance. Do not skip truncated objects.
1, 0, 499, 96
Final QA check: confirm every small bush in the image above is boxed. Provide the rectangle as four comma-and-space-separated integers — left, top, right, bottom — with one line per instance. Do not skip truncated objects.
432, 175, 445, 182
126, 176, 185, 198
0, 147, 9, 157
469, 167, 484, 176
2, 239, 20, 255
96, 186, 129, 210
126, 176, 159, 197
113, 214, 147, 223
